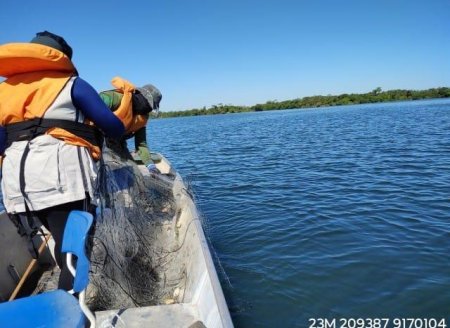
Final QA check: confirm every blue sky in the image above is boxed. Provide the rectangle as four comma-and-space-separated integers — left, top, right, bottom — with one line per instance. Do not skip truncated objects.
1, 0, 449, 111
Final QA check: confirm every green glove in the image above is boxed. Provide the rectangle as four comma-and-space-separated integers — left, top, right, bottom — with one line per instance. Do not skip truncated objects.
134, 127, 151, 166
137, 145, 152, 166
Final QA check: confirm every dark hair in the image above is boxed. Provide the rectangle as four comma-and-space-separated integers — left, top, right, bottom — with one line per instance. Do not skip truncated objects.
132, 92, 153, 115
30, 31, 73, 59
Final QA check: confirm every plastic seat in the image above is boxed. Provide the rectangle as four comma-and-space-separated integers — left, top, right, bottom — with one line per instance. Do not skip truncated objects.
0, 210, 95, 328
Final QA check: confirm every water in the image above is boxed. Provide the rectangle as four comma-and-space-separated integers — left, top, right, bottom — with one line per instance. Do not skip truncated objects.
148, 99, 450, 327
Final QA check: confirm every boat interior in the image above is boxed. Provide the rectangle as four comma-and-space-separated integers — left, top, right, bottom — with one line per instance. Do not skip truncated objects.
0, 154, 233, 327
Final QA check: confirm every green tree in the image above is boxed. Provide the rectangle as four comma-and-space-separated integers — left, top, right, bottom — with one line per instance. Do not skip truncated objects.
372, 87, 382, 95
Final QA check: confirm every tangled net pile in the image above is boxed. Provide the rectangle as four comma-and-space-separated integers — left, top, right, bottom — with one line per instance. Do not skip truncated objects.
86, 142, 176, 310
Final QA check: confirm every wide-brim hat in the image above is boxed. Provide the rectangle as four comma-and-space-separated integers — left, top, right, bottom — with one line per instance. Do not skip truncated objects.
136, 84, 162, 110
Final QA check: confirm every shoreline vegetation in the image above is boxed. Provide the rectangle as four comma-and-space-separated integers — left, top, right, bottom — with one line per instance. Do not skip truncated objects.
159, 87, 450, 118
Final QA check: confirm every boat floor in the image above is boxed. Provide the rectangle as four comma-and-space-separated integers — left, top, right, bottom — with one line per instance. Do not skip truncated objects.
96, 304, 206, 328
32, 265, 60, 295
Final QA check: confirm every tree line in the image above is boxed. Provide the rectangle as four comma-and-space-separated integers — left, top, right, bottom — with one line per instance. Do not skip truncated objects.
159, 87, 450, 118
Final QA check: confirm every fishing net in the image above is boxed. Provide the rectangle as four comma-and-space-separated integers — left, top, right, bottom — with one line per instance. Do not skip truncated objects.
32, 139, 191, 310
86, 140, 179, 310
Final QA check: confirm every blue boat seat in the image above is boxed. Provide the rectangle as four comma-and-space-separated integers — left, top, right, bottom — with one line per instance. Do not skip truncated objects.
0, 210, 95, 328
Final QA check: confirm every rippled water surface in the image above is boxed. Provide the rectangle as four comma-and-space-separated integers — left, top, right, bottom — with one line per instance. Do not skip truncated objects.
149, 99, 450, 327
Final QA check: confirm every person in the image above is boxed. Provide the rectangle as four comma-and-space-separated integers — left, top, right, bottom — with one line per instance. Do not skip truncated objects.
0, 31, 129, 290
99, 80, 162, 166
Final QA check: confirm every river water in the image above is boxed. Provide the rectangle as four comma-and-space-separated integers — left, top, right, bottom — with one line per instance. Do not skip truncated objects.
149, 99, 450, 327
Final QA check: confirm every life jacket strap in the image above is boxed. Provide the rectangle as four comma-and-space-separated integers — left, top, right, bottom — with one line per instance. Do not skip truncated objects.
8, 211, 43, 259
5, 118, 104, 149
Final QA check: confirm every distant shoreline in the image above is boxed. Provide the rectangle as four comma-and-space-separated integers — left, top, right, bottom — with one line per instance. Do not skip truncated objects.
159, 87, 450, 118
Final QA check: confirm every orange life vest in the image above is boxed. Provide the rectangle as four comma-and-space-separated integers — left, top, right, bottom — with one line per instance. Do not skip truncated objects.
102, 77, 149, 134
108, 76, 149, 134
0, 43, 102, 158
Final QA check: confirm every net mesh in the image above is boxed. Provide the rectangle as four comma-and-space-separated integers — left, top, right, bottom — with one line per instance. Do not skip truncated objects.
86, 141, 177, 310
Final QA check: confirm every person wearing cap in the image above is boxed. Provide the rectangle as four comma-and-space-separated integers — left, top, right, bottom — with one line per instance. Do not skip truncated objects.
99, 81, 162, 166
0, 31, 128, 290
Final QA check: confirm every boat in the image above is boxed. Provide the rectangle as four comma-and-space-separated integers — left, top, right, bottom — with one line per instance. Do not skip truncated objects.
0, 153, 234, 327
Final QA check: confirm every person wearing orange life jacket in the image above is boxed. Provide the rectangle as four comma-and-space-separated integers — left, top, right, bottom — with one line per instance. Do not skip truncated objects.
99, 82, 162, 166
0, 31, 128, 290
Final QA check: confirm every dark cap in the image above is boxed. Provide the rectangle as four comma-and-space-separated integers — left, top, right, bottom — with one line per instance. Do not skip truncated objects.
30, 31, 73, 59
136, 84, 162, 110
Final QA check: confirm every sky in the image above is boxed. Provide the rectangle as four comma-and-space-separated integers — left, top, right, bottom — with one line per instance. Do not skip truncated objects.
1, 0, 449, 112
